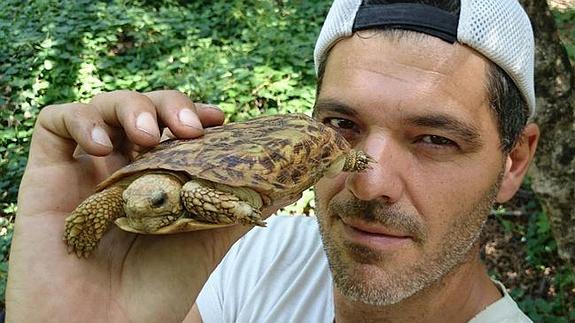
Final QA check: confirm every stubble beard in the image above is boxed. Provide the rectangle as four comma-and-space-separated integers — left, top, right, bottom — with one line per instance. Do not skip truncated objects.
315, 178, 501, 306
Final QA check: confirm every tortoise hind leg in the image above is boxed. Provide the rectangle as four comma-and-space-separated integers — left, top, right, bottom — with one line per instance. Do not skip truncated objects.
181, 180, 266, 227
64, 185, 125, 258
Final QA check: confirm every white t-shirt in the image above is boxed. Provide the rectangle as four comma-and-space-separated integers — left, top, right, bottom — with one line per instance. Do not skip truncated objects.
197, 215, 532, 323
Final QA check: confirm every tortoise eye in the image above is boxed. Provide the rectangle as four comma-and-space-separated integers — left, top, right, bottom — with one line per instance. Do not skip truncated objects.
326, 117, 356, 130
150, 191, 167, 208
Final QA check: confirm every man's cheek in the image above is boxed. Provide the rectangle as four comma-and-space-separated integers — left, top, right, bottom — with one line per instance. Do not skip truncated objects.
315, 175, 347, 206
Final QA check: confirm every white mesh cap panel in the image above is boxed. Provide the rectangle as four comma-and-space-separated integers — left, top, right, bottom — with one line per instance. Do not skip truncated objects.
313, 0, 362, 72
458, 0, 536, 116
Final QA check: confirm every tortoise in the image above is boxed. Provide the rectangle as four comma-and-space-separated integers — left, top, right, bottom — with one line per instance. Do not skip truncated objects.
63, 113, 374, 257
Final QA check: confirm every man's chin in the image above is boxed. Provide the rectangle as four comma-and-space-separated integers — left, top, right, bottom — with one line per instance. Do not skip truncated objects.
330, 258, 422, 306
323, 238, 407, 303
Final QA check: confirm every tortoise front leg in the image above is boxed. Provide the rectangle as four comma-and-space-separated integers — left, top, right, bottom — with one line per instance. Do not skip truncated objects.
180, 180, 266, 227
63, 186, 125, 258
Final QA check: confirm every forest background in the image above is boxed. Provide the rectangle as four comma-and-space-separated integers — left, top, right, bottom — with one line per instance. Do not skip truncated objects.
0, 0, 574, 321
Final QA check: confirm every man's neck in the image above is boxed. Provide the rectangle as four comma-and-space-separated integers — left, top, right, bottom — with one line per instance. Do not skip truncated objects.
333, 249, 502, 323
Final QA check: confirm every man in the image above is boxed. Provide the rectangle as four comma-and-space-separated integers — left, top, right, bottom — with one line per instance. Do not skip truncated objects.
7, 0, 539, 322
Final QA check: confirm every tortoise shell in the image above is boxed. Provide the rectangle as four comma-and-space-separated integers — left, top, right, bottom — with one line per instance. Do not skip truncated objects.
96, 113, 352, 204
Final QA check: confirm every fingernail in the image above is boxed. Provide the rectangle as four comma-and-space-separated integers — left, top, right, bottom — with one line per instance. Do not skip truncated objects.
136, 112, 160, 138
205, 104, 221, 112
197, 103, 222, 112
91, 127, 112, 147
178, 109, 203, 129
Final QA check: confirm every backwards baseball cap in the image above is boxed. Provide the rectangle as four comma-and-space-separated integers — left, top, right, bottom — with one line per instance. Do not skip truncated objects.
314, 0, 536, 117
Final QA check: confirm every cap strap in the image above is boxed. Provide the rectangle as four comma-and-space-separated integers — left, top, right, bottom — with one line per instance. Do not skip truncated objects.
352, 3, 459, 44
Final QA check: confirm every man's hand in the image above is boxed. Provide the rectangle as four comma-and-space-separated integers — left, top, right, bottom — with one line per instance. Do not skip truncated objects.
6, 90, 278, 322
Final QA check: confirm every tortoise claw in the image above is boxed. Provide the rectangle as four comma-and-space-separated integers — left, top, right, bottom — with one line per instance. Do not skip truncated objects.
63, 186, 124, 258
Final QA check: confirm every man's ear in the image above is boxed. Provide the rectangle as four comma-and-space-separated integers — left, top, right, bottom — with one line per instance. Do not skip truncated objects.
496, 123, 540, 203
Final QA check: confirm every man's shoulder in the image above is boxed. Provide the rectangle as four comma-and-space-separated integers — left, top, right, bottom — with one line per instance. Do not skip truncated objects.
263, 215, 319, 231
228, 215, 323, 263
469, 280, 533, 323
262, 214, 319, 232
237, 215, 320, 248
196, 215, 334, 323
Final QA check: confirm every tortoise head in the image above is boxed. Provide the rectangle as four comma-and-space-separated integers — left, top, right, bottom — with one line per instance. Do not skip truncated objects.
325, 150, 375, 177
120, 173, 184, 233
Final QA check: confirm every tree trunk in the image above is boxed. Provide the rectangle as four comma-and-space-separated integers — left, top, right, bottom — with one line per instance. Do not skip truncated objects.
519, 0, 575, 267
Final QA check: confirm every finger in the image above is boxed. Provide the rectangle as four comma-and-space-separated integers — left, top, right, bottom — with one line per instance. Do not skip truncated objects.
90, 90, 162, 148
144, 90, 225, 138
141, 102, 225, 150
143, 90, 204, 139
195, 103, 225, 127
31, 103, 114, 164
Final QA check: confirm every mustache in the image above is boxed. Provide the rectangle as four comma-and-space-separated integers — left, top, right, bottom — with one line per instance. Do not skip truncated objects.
328, 197, 426, 242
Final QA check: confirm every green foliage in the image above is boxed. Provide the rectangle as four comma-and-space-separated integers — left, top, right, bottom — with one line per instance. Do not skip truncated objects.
0, 217, 13, 306
515, 211, 575, 321
524, 211, 556, 266
0, 0, 331, 214
494, 188, 575, 320
553, 6, 575, 65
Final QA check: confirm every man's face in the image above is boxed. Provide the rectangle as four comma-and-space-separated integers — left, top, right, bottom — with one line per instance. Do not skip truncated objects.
314, 32, 506, 306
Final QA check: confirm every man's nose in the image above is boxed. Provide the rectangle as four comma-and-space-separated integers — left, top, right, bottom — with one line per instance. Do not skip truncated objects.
345, 134, 405, 203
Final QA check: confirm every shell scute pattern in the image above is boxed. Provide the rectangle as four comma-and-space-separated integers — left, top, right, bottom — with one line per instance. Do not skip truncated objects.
97, 114, 352, 199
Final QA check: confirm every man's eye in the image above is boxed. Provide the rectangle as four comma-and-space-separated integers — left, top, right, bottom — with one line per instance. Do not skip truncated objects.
420, 135, 456, 147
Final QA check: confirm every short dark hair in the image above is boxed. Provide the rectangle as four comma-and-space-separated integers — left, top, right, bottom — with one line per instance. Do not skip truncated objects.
315, 0, 529, 154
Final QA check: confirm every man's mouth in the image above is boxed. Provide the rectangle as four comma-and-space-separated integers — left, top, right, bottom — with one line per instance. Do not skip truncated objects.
339, 217, 413, 250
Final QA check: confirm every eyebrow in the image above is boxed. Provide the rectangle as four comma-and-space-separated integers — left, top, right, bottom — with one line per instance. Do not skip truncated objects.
404, 114, 482, 146
313, 99, 358, 118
